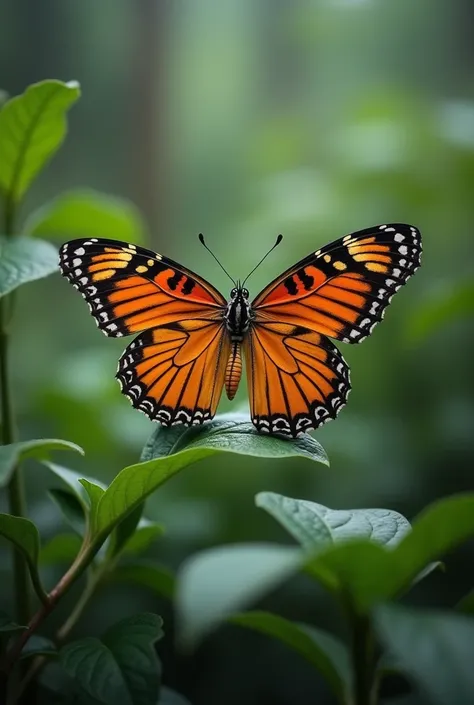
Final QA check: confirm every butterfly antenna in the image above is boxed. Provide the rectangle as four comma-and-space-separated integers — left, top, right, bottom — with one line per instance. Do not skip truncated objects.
198, 234, 236, 286
242, 234, 283, 287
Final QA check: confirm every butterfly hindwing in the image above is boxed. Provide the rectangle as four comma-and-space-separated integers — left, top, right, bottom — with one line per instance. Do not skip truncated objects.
252, 224, 422, 344
116, 319, 230, 425
59, 238, 226, 338
244, 322, 350, 437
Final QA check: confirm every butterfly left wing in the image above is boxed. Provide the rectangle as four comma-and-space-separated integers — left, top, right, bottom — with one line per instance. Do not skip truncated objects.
244, 322, 350, 437
252, 224, 422, 343
117, 319, 231, 425
59, 238, 226, 337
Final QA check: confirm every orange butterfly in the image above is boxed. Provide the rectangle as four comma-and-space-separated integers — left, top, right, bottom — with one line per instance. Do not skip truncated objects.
59, 224, 422, 437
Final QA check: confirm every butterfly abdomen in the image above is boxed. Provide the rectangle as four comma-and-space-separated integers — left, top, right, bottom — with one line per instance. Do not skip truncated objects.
225, 342, 242, 400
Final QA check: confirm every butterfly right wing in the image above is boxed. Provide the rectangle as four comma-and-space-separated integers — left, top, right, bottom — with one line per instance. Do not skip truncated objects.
59, 238, 227, 337
116, 319, 231, 425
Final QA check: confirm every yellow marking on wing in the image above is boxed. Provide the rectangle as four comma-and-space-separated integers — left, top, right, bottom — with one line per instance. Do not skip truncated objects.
324, 254, 331, 263
333, 260, 347, 270
365, 262, 388, 273
136, 265, 148, 273
92, 268, 115, 281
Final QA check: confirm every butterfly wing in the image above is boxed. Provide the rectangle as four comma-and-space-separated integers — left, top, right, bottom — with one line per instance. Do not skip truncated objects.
244, 322, 350, 437
59, 238, 226, 337
116, 319, 231, 425
252, 224, 422, 343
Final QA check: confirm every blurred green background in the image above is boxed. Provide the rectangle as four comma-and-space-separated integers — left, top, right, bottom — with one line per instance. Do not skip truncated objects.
1, 1, 474, 703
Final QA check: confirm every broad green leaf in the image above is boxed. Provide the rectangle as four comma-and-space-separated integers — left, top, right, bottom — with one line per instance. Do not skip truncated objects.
121, 522, 164, 556
176, 544, 302, 647
108, 561, 175, 599
60, 613, 163, 705
0, 513, 47, 602
0, 438, 83, 487
0, 80, 80, 203
93, 415, 327, 546
24, 189, 148, 243
48, 489, 86, 536
457, 590, 474, 615
142, 414, 328, 464
375, 604, 474, 705
0, 611, 24, 633
21, 635, 57, 660
158, 688, 192, 705
107, 503, 144, 560
231, 611, 350, 704
0, 236, 59, 297
256, 493, 410, 551
40, 533, 82, 565
406, 281, 474, 343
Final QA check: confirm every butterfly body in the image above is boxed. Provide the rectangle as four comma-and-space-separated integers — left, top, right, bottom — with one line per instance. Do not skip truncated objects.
59, 223, 422, 437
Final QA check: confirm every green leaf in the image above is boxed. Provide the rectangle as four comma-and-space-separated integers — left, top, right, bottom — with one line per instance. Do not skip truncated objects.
0, 513, 47, 602
48, 488, 86, 536
79, 479, 105, 533
0, 79, 80, 203
142, 414, 328, 464
0, 438, 83, 487
108, 561, 175, 600
176, 544, 302, 648
375, 604, 474, 705
406, 281, 474, 343
256, 493, 410, 551
21, 635, 57, 660
93, 415, 327, 548
40, 533, 82, 565
457, 590, 474, 615
0, 611, 25, 633
121, 522, 164, 557
42, 461, 106, 508
24, 189, 148, 243
107, 504, 144, 560
60, 613, 163, 705
231, 611, 350, 704
0, 236, 59, 297
158, 687, 192, 705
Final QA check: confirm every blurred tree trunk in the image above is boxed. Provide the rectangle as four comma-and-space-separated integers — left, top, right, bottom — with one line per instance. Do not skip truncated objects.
128, 0, 171, 242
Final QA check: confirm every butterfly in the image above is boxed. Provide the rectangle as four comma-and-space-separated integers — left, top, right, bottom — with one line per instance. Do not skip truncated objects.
59, 223, 422, 437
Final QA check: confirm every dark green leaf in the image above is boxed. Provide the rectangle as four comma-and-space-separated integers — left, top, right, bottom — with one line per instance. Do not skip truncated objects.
121, 522, 164, 556
375, 604, 474, 705
0, 235, 58, 297
0, 513, 47, 602
231, 611, 350, 704
176, 544, 302, 647
406, 281, 474, 343
42, 462, 106, 508
60, 613, 163, 705
256, 492, 410, 551
21, 635, 57, 660
0, 80, 80, 202
24, 189, 148, 242
0, 611, 24, 633
48, 488, 86, 536
158, 687, 192, 705
143, 414, 328, 464
457, 590, 474, 615
0, 438, 83, 487
108, 561, 175, 599
107, 504, 144, 559
40, 533, 82, 565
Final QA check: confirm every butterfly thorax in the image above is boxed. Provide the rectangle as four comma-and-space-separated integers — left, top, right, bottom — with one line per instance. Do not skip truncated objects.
225, 285, 252, 343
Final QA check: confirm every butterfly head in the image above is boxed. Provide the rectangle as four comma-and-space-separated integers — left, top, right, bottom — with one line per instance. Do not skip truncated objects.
230, 282, 249, 300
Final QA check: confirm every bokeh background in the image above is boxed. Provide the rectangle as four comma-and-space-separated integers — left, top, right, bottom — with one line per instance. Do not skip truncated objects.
1, 1, 474, 703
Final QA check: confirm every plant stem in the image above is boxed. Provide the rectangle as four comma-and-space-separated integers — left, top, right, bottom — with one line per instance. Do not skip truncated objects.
351, 614, 376, 705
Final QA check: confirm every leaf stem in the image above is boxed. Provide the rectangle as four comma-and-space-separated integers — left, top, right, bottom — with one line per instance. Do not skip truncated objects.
350, 613, 376, 705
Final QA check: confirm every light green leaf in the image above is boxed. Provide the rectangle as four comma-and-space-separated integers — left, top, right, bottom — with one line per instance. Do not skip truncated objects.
108, 561, 175, 600
256, 493, 410, 551
24, 189, 148, 243
0, 80, 80, 203
48, 488, 86, 536
60, 613, 163, 705
0, 513, 47, 602
375, 604, 474, 705
79, 479, 105, 533
406, 281, 474, 343
42, 461, 106, 509
176, 544, 302, 648
93, 415, 327, 548
0, 438, 83, 487
39, 533, 82, 565
231, 611, 350, 704
0, 236, 59, 298
21, 635, 57, 660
